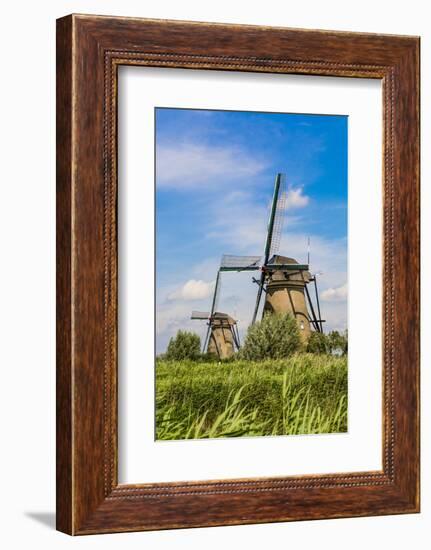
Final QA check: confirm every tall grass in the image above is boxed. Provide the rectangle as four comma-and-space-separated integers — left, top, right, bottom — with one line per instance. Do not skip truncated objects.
156, 354, 347, 440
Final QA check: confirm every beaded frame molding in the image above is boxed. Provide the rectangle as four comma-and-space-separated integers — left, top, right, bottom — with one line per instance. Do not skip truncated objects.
56, 14, 420, 535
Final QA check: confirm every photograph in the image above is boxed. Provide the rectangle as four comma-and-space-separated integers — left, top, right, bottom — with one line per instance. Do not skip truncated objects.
155, 107, 348, 440
0, 1, 422, 543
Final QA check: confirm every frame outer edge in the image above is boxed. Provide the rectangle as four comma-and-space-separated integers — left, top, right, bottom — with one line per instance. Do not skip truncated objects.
392, 39, 420, 510
56, 14, 74, 535
56, 14, 421, 535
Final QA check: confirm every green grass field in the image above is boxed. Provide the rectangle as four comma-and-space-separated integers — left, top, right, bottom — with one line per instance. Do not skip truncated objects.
156, 354, 348, 440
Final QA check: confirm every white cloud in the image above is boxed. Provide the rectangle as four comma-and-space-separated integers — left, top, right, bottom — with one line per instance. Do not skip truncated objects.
167, 279, 215, 302
321, 283, 348, 302
156, 142, 266, 188
285, 186, 309, 209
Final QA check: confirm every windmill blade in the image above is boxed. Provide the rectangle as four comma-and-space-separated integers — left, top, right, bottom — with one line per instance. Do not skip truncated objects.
231, 324, 241, 351
251, 271, 266, 324
191, 311, 210, 320
313, 275, 323, 333
209, 270, 222, 317
203, 324, 211, 352
304, 283, 322, 333
263, 173, 287, 264
268, 173, 287, 259
220, 254, 261, 272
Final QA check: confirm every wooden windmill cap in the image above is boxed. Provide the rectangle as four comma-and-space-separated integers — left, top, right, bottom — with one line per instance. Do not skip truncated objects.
268, 254, 298, 265
212, 312, 237, 325
267, 255, 311, 284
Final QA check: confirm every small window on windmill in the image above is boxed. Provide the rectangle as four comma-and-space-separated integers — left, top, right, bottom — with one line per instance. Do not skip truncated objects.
300, 321, 305, 330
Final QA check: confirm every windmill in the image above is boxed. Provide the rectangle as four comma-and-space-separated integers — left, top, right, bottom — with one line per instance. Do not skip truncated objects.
220, 173, 324, 339
191, 269, 241, 359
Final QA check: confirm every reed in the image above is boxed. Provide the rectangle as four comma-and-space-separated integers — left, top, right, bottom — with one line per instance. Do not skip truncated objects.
156, 354, 347, 440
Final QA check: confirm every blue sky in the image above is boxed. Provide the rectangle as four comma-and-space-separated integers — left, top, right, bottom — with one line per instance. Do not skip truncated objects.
155, 108, 348, 353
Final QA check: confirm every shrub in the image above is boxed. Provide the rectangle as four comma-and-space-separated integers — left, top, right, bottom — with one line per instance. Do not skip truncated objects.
240, 313, 301, 360
165, 330, 201, 361
306, 331, 330, 354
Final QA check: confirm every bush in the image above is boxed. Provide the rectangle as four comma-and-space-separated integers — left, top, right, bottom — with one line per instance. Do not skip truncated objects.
240, 313, 301, 360
306, 332, 330, 354
165, 330, 201, 361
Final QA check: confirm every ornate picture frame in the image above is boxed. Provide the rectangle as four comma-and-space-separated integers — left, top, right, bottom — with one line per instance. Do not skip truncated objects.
56, 14, 420, 534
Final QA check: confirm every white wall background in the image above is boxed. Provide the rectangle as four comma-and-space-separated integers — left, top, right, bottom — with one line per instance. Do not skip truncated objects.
0, 1, 427, 548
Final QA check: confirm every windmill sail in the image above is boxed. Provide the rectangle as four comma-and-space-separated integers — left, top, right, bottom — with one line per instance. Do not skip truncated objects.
220, 255, 261, 272
251, 270, 266, 325
268, 173, 287, 259
202, 270, 222, 351
263, 173, 287, 265
313, 275, 323, 332
251, 173, 287, 324
203, 325, 211, 353
210, 271, 222, 317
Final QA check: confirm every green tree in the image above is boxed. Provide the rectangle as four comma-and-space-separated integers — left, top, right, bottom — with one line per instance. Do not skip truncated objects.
240, 313, 301, 360
342, 330, 348, 355
165, 330, 201, 361
306, 331, 330, 354
327, 330, 348, 356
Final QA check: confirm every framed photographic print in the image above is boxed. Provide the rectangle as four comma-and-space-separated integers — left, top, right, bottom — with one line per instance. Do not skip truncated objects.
56, 14, 420, 534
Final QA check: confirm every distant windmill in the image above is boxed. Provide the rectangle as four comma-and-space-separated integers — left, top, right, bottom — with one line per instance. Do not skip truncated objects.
220, 173, 324, 338
191, 269, 241, 359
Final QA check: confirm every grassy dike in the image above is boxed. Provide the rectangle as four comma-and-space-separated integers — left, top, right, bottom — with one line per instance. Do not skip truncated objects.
155, 354, 347, 440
